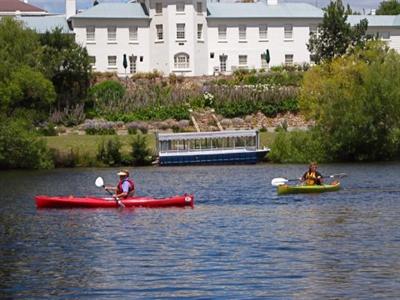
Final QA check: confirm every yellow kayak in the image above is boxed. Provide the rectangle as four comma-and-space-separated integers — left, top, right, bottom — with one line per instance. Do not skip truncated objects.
277, 182, 341, 195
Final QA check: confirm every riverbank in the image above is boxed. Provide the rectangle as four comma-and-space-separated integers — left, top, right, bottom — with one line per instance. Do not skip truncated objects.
43, 131, 276, 168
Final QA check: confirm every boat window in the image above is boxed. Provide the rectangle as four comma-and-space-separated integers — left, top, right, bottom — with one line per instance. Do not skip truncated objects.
246, 136, 256, 147
235, 137, 246, 147
160, 141, 171, 152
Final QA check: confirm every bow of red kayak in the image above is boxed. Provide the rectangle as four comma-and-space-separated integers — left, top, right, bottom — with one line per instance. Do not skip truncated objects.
35, 194, 194, 209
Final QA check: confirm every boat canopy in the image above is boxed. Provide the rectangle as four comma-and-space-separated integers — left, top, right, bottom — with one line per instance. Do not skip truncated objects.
157, 130, 257, 141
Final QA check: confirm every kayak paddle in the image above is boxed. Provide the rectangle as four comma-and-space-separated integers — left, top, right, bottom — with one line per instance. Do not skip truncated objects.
271, 173, 347, 186
95, 176, 125, 208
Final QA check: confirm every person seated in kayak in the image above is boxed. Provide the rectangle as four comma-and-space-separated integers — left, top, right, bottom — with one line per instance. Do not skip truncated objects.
105, 170, 135, 199
301, 162, 323, 185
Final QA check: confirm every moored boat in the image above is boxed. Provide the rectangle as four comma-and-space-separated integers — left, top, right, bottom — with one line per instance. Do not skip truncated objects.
277, 182, 341, 195
35, 194, 194, 209
156, 130, 270, 166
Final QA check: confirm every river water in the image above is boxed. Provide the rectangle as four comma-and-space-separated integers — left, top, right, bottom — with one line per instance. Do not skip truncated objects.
1, 163, 400, 299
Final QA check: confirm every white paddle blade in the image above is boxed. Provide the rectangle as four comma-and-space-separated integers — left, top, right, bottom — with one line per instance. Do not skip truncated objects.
95, 177, 104, 188
271, 178, 288, 186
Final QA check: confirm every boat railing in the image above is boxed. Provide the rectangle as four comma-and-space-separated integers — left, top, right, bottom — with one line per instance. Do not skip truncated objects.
159, 146, 258, 154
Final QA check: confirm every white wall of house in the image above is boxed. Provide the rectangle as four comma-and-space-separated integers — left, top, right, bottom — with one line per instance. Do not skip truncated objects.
73, 19, 150, 75
367, 27, 400, 52
69, 1, 400, 77
145, 0, 208, 76
207, 19, 316, 74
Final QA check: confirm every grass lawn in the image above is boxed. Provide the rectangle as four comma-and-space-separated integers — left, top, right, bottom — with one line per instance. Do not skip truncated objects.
43, 131, 275, 157
44, 134, 157, 157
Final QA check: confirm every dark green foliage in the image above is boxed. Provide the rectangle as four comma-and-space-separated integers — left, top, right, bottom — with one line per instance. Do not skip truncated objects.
0, 18, 56, 117
300, 41, 400, 161
39, 28, 92, 108
96, 137, 122, 166
376, 0, 400, 15
130, 135, 152, 166
85, 127, 116, 135
0, 118, 53, 169
308, 0, 369, 64
89, 80, 126, 106
269, 129, 328, 163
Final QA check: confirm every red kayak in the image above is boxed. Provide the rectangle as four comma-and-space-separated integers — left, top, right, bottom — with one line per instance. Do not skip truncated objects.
35, 194, 194, 209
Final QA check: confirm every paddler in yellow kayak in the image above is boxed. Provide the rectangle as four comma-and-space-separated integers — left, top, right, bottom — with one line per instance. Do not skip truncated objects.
301, 162, 323, 185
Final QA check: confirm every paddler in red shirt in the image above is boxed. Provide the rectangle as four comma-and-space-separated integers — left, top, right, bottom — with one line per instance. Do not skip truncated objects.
105, 169, 135, 199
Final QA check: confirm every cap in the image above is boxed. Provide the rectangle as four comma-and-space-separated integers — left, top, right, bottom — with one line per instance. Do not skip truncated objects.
117, 169, 129, 176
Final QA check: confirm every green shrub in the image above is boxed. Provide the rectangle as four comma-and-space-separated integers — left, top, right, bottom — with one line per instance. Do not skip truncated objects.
85, 127, 116, 135
131, 134, 152, 166
89, 80, 126, 108
96, 137, 122, 166
0, 118, 53, 169
268, 130, 327, 163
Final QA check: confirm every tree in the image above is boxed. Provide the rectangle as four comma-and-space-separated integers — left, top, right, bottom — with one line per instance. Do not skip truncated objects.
300, 40, 400, 161
376, 0, 400, 15
0, 17, 55, 116
39, 28, 92, 108
308, 0, 369, 64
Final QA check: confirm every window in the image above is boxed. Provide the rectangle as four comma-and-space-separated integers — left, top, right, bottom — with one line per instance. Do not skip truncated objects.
218, 25, 227, 40
379, 32, 390, 40
177, 23, 185, 39
259, 25, 268, 40
261, 54, 268, 69
197, 2, 202, 13
309, 25, 317, 37
219, 55, 227, 72
284, 24, 293, 39
174, 53, 190, 69
86, 26, 95, 41
129, 55, 137, 74
89, 56, 96, 67
155, 2, 162, 14
156, 24, 163, 40
129, 26, 138, 41
239, 55, 247, 67
108, 27, 116, 41
239, 25, 246, 40
285, 54, 293, 66
108, 56, 117, 67
210, 52, 214, 59
197, 24, 203, 40
176, 3, 185, 12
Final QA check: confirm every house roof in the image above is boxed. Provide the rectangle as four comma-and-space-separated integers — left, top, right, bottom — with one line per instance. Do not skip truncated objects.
71, 3, 149, 19
17, 15, 72, 33
348, 15, 400, 27
207, 2, 323, 19
0, 0, 46, 13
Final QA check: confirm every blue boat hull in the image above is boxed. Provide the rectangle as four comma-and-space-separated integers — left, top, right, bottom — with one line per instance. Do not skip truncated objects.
159, 150, 268, 166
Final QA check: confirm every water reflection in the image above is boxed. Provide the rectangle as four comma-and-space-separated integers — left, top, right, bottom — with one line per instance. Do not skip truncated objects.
1, 163, 400, 298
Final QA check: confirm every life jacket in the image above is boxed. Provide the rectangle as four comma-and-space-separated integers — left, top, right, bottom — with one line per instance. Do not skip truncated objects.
117, 178, 135, 196
304, 171, 320, 185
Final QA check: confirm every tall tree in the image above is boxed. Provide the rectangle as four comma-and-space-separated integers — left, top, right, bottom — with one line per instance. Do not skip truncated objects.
0, 17, 55, 115
300, 41, 400, 161
39, 28, 92, 108
308, 0, 369, 64
376, 0, 400, 15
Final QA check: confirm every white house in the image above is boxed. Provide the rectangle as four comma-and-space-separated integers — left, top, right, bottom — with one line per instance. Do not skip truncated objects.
66, 0, 400, 76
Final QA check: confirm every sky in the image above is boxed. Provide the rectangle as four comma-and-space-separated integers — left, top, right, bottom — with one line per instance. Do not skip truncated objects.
28, 0, 383, 14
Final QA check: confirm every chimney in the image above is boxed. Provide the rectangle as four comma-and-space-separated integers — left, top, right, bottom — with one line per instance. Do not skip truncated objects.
66, 0, 76, 19
267, 0, 278, 4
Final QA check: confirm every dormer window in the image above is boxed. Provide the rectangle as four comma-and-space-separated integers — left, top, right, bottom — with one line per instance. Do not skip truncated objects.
176, 3, 185, 13
155, 2, 162, 14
